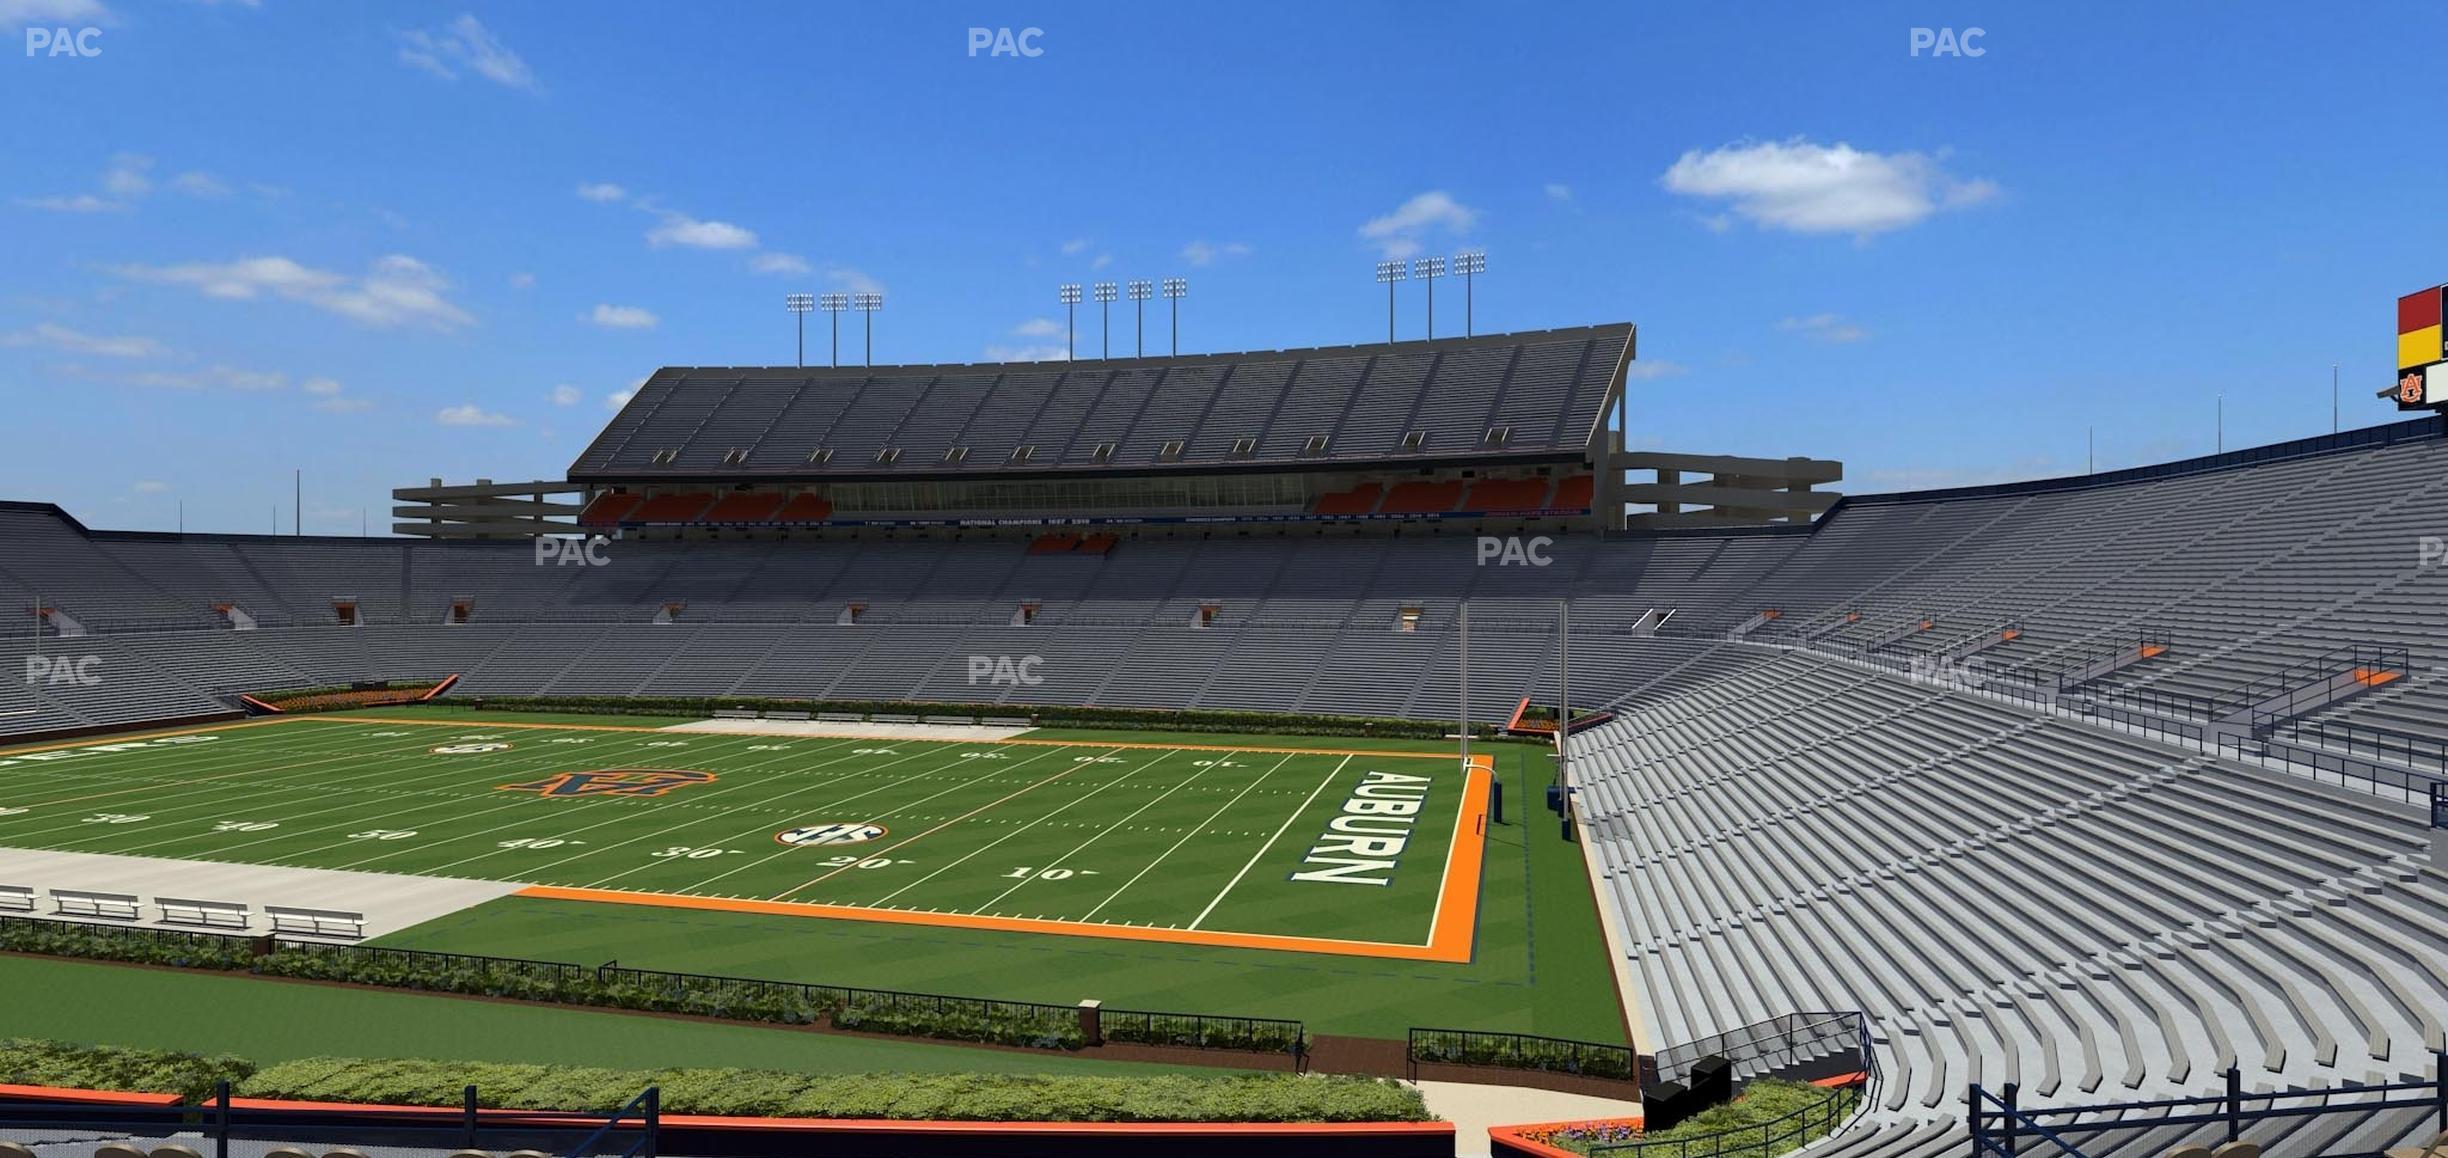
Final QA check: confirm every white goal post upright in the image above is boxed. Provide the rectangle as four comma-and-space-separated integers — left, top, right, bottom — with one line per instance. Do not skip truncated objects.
1458, 600, 1469, 771
1557, 600, 1571, 809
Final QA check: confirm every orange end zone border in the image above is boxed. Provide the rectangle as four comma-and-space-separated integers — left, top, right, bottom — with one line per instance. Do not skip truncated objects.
518, 755, 1495, 962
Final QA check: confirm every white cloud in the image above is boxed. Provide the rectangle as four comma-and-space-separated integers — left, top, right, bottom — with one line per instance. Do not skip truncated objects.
508, 272, 536, 289
1, 0, 114, 31
95, 363, 285, 391
825, 266, 884, 295
312, 395, 374, 414
107, 253, 475, 330
1544, 183, 1574, 202
436, 403, 514, 427
2, 322, 167, 358
131, 479, 168, 494
1778, 313, 1869, 343
170, 171, 230, 197
1623, 359, 1688, 380
1091, 253, 1113, 270
1661, 138, 1997, 237
396, 14, 538, 90
646, 210, 757, 250
985, 344, 1071, 363
1180, 240, 1250, 267
1011, 317, 1062, 338
15, 193, 124, 213
1359, 191, 1479, 259
302, 377, 342, 395
575, 182, 628, 203
100, 153, 153, 198
587, 303, 658, 329
551, 384, 582, 406
605, 383, 640, 411
1059, 238, 1090, 256
750, 252, 810, 276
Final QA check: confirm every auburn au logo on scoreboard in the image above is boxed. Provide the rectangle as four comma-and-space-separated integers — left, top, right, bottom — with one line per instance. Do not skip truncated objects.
2396, 285, 2448, 410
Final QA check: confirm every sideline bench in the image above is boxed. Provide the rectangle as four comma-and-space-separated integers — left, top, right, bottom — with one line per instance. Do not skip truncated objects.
712, 708, 758, 720
817, 712, 863, 723
982, 716, 1034, 728
264, 905, 367, 940
764, 710, 812, 721
0, 885, 32, 912
50, 889, 141, 921
157, 896, 251, 930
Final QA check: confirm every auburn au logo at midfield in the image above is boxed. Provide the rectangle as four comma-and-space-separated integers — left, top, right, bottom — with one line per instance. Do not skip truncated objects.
497, 769, 717, 798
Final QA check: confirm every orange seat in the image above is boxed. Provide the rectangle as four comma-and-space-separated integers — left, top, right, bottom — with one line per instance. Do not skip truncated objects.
578, 493, 640, 527
1380, 480, 1466, 515
702, 492, 785, 523
773, 493, 833, 523
1312, 483, 1384, 516
629, 492, 714, 522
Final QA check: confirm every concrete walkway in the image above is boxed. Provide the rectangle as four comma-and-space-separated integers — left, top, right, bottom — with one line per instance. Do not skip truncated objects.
1417, 1080, 1640, 1157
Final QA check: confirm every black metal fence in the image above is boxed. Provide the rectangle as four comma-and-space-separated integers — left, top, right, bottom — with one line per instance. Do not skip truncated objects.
1971, 1056, 2448, 1158
1589, 1081, 1861, 1158
0, 1080, 659, 1158
1406, 1028, 1638, 1081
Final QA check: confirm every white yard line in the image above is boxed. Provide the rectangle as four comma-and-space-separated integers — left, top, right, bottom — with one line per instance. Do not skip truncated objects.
1186, 754, 1350, 931
966, 751, 1219, 916
869, 748, 1185, 908
1080, 751, 1300, 921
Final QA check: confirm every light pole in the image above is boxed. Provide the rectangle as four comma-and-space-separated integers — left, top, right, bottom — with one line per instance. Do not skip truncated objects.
853, 292, 883, 367
1059, 284, 1082, 361
1162, 277, 1187, 355
784, 293, 814, 367
1127, 280, 1152, 357
1374, 260, 1406, 343
1413, 256, 1446, 339
1452, 251, 1486, 337
1093, 281, 1117, 360
818, 293, 848, 367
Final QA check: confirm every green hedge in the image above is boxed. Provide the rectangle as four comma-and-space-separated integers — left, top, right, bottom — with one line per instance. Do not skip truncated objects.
236, 1057, 1429, 1123
0, 1038, 254, 1104
438, 694, 1475, 740
1410, 1030, 1636, 1080
0, 919, 1263, 1056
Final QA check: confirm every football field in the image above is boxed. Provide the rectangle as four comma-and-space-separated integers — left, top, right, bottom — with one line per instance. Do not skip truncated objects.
0, 715, 1490, 961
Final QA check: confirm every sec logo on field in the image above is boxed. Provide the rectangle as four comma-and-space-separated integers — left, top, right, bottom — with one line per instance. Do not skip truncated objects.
776, 823, 886, 847
431, 742, 513, 754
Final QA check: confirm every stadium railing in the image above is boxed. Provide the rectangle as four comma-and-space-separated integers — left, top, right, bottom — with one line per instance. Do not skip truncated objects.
1587, 1079, 1863, 1158
0, 1079, 661, 1158
1647, 1011, 1876, 1090
1969, 1054, 2448, 1158
1406, 1029, 1639, 1082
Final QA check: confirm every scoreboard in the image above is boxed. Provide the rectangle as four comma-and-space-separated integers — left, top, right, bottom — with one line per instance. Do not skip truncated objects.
2396, 285, 2448, 410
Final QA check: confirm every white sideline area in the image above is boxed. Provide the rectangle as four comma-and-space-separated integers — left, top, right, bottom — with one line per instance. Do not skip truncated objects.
0, 847, 526, 939
1417, 1081, 1640, 1157
657, 718, 1039, 743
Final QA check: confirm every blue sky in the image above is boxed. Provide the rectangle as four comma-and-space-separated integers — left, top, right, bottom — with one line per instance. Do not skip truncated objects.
3, 0, 2442, 533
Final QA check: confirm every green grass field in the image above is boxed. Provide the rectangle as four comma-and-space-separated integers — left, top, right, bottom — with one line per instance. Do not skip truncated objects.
0, 708, 1626, 1043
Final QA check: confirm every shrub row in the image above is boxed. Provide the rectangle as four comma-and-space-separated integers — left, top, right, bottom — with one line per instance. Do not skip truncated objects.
0, 919, 1270, 1056
0, 1038, 255, 1105
1540, 1080, 1860, 1158
0, 1041, 1430, 1123
441, 694, 1471, 740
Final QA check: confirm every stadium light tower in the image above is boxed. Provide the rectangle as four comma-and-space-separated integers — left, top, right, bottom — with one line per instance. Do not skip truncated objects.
784, 293, 815, 367
1093, 281, 1118, 360
1162, 277, 1187, 355
1451, 251, 1487, 337
1412, 256, 1447, 339
818, 293, 849, 367
853, 292, 884, 367
1127, 280, 1153, 357
1374, 260, 1407, 343
1058, 284, 1082, 360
